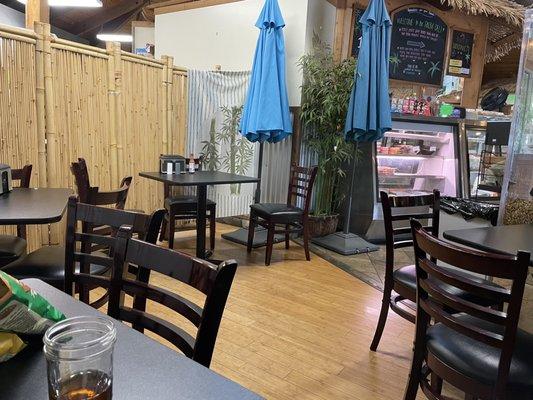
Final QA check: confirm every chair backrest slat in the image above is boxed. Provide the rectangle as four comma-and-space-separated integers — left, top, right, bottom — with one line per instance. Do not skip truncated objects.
411, 219, 530, 396
120, 278, 203, 327
106, 234, 238, 368
118, 307, 196, 358
10, 165, 32, 239
64, 196, 165, 307
287, 163, 318, 214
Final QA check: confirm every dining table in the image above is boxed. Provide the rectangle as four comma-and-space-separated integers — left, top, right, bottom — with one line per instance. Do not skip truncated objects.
443, 224, 533, 264
0, 279, 262, 400
0, 187, 73, 225
140, 171, 260, 259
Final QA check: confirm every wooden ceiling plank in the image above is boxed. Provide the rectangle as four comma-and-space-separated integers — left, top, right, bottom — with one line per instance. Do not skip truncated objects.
146, 0, 194, 11
154, 0, 243, 15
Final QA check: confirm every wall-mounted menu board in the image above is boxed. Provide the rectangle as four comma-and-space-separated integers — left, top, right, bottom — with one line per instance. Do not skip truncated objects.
351, 8, 364, 58
447, 30, 474, 77
389, 7, 448, 86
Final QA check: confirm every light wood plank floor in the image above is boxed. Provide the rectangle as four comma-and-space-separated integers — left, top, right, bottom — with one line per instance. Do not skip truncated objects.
128, 223, 432, 400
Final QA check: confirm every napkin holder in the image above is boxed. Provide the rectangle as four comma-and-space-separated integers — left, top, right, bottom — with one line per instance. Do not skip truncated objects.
160, 155, 186, 174
0, 164, 12, 195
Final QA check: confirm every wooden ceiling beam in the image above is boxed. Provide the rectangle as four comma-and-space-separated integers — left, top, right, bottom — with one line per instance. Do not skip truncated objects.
72, 0, 147, 36
145, 0, 194, 11
154, 0, 243, 15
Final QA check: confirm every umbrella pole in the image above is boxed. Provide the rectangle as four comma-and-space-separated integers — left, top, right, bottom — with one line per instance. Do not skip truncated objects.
342, 142, 358, 234
311, 141, 378, 255
254, 141, 264, 203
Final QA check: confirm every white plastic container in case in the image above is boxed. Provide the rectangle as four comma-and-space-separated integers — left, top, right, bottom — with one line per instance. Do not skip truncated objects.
0, 164, 12, 195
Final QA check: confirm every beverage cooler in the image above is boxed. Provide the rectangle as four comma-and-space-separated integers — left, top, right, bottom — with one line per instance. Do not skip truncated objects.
362, 116, 510, 241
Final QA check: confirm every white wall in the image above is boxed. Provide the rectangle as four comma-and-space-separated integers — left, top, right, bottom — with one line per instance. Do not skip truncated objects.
155, 0, 311, 106
305, 0, 336, 52
133, 26, 155, 54
0, 4, 24, 27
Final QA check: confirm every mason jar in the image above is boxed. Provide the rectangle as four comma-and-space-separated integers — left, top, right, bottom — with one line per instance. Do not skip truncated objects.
43, 316, 117, 400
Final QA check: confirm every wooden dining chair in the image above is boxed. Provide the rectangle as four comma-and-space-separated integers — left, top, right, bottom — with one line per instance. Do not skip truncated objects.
74, 224, 238, 368
3, 196, 164, 307
63, 196, 165, 307
404, 220, 532, 400
0, 164, 32, 268
370, 190, 503, 351
247, 163, 318, 266
160, 157, 217, 251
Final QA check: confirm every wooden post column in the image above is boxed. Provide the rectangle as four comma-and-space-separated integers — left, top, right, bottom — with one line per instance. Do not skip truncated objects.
25, 0, 49, 29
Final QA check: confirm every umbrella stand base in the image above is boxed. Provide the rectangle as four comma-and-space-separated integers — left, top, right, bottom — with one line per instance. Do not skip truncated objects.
221, 227, 285, 248
311, 232, 379, 255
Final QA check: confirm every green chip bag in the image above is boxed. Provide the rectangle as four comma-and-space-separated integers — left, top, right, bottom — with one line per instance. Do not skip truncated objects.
0, 271, 65, 336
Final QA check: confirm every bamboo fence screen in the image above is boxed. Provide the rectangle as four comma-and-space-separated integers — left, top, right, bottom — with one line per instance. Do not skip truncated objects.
0, 22, 188, 250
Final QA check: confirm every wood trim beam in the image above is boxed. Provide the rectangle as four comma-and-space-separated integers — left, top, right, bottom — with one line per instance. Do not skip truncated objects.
25, 0, 49, 29
154, 0, 243, 15
72, 0, 147, 36
146, 0, 193, 11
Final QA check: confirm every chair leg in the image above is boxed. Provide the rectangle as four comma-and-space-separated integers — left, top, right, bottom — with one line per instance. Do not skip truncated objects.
209, 211, 216, 251
370, 282, 393, 351
16, 225, 27, 240
247, 213, 256, 253
168, 214, 176, 250
265, 223, 275, 266
430, 372, 443, 395
159, 215, 168, 242
403, 312, 429, 400
285, 224, 290, 249
303, 223, 311, 261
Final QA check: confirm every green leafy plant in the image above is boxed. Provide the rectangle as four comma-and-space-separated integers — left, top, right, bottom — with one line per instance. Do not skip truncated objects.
201, 118, 221, 171
299, 34, 356, 216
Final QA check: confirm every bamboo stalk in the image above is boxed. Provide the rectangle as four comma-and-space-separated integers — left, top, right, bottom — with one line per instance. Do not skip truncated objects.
113, 42, 124, 182
0, 23, 38, 38
166, 56, 174, 153
106, 42, 119, 186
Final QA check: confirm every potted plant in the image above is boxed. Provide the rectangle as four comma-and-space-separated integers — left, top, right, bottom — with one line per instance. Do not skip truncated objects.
299, 35, 356, 237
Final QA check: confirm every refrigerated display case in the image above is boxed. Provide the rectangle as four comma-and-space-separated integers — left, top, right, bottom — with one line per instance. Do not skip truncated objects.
376, 127, 459, 197
464, 121, 510, 199
499, 9, 533, 225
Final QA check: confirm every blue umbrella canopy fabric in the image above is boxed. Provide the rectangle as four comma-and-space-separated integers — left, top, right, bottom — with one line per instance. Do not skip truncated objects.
239, 0, 292, 143
344, 0, 392, 142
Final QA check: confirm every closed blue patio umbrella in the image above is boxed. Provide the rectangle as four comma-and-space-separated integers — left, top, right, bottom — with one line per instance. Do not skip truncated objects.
312, 0, 391, 255
223, 0, 292, 247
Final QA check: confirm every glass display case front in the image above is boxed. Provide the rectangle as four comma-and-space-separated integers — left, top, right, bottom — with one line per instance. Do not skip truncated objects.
376, 128, 459, 197
500, 9, 533, 225
466, 122, 509, 199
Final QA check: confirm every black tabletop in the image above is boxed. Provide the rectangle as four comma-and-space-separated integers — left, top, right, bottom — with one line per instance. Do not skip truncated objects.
443, 224, 533, 258
0, 188, 73, 224
139, 171, 260, 186
0, 279, 262, 400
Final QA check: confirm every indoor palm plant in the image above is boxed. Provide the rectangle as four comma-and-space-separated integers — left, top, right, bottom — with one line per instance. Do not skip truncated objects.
299, 35, 356, 236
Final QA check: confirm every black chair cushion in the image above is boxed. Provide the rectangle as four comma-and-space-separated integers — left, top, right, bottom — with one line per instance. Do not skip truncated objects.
0, 235, 27, 267
1, 246, 109, 289
250, 203, 303, 223
165, 195, 216, 209
427, 314, 533, 398
393, 264, 503, 305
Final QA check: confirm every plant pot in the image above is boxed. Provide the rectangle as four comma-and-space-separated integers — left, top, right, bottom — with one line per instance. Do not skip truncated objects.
307, 214, 339, 238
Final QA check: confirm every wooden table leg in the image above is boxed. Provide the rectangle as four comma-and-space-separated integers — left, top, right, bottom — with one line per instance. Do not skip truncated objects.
196, 185, 207, 259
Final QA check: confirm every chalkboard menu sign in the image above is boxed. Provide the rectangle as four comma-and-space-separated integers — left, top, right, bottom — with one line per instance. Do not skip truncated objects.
389, 7, 448, 86
351, 8, 364, 58
447, 30, 474, 77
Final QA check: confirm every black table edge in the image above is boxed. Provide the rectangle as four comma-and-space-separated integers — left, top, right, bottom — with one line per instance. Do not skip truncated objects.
139, 172, 261, 186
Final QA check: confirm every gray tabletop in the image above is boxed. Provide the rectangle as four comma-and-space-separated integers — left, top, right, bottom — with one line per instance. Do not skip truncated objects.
0, 279, 261, 400
444, 224, 533, 259
0, 188, 73, 224
139, 171, 260, 186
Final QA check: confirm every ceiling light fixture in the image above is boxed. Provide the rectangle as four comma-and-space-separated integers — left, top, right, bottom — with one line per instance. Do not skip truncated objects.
96, 33, 133, 43
17, 0, 102, 7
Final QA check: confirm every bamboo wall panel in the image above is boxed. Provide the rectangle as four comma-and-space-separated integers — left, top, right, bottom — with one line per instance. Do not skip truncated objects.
0, 35, 44, 250
0, 23, 188, 250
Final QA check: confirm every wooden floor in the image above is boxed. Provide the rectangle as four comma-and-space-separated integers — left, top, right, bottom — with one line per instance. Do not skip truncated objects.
127, 223, 433, 400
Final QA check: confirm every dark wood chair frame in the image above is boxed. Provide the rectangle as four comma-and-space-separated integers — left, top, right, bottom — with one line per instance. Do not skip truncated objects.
370, 190, 441, 351
10, 164, 32, 239
159, 157, 217, 251
63, 196, 165, 308
247, 163, 318, 266
404, 220, 530, 400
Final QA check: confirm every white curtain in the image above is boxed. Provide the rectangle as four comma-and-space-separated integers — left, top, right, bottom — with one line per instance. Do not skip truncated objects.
186, 70, 259, 218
